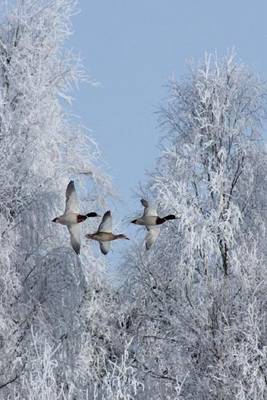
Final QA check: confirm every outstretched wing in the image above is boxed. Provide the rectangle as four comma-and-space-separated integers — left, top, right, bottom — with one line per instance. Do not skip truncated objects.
100, 241, 111, 255
98, 211, 112, 233
145, 226, 160, 250
67, 224, 81, 255
141, 198, 158, 217
65, 181, 79, 214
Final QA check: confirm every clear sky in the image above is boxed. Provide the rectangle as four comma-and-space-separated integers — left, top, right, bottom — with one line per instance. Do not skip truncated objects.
69, 0, 267, 212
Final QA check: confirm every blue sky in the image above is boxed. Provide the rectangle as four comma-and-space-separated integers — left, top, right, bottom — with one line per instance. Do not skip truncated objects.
69, 0, 267, 212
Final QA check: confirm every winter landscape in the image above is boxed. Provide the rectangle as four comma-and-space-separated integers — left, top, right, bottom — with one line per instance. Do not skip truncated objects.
0, 1, 266, 399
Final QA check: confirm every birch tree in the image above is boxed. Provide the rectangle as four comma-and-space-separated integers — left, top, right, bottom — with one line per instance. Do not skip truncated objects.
123, 53, 267, 399
0, 1, 114, 398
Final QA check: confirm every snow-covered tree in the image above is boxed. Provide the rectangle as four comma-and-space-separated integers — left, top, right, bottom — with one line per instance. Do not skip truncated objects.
0, 1, 118, 398
122, 53, 267, 399
1, 3, 266, 398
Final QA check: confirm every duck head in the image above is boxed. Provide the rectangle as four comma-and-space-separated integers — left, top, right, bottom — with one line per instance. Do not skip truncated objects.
86, 212, 101, 218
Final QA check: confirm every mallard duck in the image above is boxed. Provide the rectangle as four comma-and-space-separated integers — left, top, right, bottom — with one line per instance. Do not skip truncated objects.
131, 199, 178, 249
52, 180, 99, 255
85, 210, 129, 255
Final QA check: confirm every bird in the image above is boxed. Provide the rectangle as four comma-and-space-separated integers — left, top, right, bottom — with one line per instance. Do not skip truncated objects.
85, 210, 129, 255
131, 199, 178, 250
52, 180, 100, 255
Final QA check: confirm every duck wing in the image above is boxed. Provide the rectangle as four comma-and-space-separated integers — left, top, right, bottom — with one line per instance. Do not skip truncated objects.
65, 181, 79, 214
141, 198, 158, 217
98, 210, 112, 233
145, 226, 160, 250
67, 224, 81, 255
99, 241, 111, 255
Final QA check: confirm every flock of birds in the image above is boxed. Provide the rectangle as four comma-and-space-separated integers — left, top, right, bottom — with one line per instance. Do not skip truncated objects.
52, 181, 178, 255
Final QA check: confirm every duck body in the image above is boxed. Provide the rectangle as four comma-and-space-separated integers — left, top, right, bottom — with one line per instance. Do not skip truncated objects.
85, 211, 129, 255
53, 212, 98, 226
131, 215, 158, 226
131, 199, 178, 249
131, 215, 176, 226
86, 232, 126, 242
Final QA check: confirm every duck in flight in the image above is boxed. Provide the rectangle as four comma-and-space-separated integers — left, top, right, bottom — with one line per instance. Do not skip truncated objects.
85, 210, 129, 255
52, 180, 100, 255
131, 199, 178, 249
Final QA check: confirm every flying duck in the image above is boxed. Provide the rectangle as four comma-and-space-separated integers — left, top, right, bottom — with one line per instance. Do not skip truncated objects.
85, 210, 129, 255
52, 180, 99, 255
131, 199, 178, 249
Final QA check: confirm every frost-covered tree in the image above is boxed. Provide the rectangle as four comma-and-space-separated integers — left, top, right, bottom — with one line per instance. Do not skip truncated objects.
0, 1, 120, 398
122, 53, 267, 399
1, 4, 266, 399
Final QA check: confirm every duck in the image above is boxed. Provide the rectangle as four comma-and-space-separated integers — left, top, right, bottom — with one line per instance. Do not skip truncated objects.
52, 180, 100, 255
85, 210, 129, 255
131, 199, 178, 249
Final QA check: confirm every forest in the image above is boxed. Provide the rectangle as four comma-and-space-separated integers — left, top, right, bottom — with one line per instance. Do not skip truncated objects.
0, 1, 266, 399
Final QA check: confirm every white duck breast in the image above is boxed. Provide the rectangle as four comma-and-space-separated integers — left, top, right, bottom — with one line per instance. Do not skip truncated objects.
142, 215, 159, 226
59, 213, 79, 225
